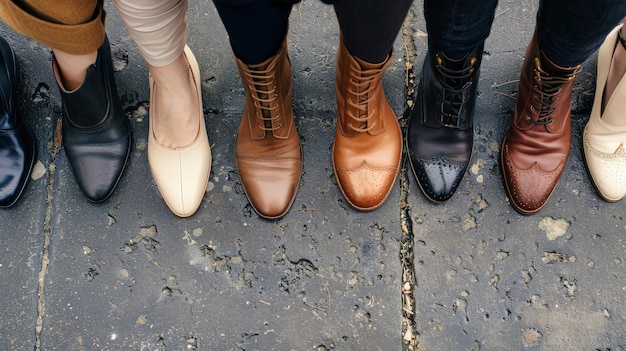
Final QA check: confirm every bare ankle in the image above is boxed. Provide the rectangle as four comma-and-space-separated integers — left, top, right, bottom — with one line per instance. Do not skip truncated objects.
52, 49, 97, 91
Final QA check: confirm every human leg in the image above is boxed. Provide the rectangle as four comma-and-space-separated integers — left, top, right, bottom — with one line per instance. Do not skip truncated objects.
502, 0, 626, 214
406, 0, 497, 203
213, 0, 301, 219
0, 0, 131, 202
114, 0, 211, 217
330, 0, 411, 210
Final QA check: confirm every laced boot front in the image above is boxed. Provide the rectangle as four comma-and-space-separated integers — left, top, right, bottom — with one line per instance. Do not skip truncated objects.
333, 37, 402, 211
501, 32, 581, 214
234, 41, 302, 219
407, 44, 482, 203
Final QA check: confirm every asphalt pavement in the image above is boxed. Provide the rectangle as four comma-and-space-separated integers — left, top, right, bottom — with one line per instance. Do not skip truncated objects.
0, 1, 625, 350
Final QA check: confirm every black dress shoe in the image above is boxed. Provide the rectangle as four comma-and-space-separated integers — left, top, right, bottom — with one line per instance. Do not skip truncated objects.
0, 36, 36, 208
406, 45, 482, 203
54, 36, 131, 202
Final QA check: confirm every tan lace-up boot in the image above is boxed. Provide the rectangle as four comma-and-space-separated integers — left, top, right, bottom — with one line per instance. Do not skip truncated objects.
234, 40, 302, 219
333, 37, 402, 211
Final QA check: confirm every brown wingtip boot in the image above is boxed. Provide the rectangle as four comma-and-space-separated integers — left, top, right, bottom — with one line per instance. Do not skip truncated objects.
501, 31, 581, 215
234, 40, 302, 220
332, 36, 402, 211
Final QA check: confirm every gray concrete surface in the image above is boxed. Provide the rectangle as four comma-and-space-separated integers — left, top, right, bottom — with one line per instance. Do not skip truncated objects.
0, 0, 625, 350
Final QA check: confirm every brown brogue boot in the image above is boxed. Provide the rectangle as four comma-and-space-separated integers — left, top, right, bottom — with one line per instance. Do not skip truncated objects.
234, 41, 302, 220
501, 32, 581, 214
333, 37, 402, 211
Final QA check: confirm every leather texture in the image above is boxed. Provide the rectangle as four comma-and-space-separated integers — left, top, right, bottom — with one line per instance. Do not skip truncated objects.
407, 45, 482, 203
584, 25, 626, 202
56, 36, 131, 203
148, 46, 211, 217
234, 40, 302, 220
0, 35, 36, 208
332, 36, 401, 211
501, 32, 580, 214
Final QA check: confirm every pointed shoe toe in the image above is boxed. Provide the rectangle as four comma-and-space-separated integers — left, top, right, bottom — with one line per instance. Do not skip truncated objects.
333, 159, 398, 210
148, 46, 211, 217
409, 153, 467, 203
501, 143, 565, 214
584, 135, 626, 202
148, 119, 211, 217
236, 156, 300, 219
583, 25, 626, 202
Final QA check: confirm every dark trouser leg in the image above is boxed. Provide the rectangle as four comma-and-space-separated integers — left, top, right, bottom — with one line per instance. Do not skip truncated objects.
212, 0, 294, 64
537, 0, 626, 67
424, 0, 497, 58
333, 0, 413, 63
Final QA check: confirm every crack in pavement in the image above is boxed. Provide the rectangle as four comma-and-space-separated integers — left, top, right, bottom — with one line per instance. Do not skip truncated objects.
400, 7, 420, 351
34, 117, 62, 351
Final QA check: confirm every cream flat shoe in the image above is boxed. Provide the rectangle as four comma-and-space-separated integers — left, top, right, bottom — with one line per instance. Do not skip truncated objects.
148, 45, 211, 217
584, 25, 626, 202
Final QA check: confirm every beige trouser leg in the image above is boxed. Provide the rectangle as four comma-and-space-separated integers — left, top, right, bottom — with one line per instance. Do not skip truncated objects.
113, 0, 188, 67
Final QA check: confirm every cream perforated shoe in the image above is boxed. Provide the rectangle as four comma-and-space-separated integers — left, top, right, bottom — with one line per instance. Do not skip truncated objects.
584, 25, 626, 202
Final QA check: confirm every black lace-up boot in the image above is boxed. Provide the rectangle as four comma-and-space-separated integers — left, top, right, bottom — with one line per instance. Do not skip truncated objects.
406, 44, 483, 203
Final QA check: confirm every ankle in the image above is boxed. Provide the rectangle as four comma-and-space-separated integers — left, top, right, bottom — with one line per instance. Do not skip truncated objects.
52, 49, 97, 91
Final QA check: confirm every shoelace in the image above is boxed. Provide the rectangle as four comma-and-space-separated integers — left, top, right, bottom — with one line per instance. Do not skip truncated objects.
528, 58, 580, 126
346, 64, 383, 133
435, 55, 477, 128
244, 62, 282, 132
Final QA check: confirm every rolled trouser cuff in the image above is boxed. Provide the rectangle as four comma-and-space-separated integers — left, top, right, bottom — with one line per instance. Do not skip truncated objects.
0, 0, 105, 54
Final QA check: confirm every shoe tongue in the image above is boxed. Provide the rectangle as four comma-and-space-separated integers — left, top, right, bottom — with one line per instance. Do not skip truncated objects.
436, 51, 477, 87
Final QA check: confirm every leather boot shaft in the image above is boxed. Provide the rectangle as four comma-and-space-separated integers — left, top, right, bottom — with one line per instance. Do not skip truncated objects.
236, 42, 295, 142
333, 36, 401, 211
335, 37, 391, 139
501, 31, 581, 214
234, 40, 302, 220
55, 36, 132, 202
56, 36, 123, 131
